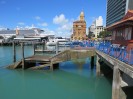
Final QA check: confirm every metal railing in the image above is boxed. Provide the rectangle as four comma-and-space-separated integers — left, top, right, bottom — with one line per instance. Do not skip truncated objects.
97, 42, 133, 65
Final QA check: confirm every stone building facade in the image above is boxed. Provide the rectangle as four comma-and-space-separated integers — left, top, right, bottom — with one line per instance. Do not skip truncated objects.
71, 11, 87, 41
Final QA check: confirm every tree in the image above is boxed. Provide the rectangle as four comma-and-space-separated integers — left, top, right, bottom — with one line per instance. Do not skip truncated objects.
88, 32, 95, 39
98, 30, 111, 38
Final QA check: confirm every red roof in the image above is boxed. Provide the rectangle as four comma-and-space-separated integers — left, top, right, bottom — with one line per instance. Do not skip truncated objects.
107, 10, 133, 30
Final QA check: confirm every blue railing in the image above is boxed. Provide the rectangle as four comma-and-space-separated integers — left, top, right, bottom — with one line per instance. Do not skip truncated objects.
97, 42, 133, 65
69, 40, 133, 65
70, 41, 95, 48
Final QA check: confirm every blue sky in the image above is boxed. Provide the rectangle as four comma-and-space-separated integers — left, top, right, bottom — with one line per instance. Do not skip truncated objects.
0, 0, 106, 37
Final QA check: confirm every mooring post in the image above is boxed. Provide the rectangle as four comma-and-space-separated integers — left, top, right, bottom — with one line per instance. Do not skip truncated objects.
13, 41, 16, 63
50, 61, 53, 71
33, 42, 35, 55
96, 55, 100, 76
45, 40, 47, 50
91, 56, 94, 69
21, 42, 25, 69
56, 41, 59, 54
43, 42, 45, 52
112, 64, 120, 99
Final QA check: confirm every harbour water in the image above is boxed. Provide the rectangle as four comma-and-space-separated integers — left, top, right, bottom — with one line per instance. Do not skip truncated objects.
0, 46, 112, 99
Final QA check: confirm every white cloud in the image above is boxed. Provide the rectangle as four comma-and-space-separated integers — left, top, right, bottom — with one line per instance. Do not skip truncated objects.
0, 1, 6, 4
53, 14, 68, 25
57, 23, 72, 31
18, 22, 25, 25
42, 28, 55, 35
56, 22, 73, 37
52, 14, 75, 37
35, 16, 41, 20
38, 22, 48, 27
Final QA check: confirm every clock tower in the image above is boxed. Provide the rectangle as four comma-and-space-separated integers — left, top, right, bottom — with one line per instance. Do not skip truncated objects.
71, 11, 87, 41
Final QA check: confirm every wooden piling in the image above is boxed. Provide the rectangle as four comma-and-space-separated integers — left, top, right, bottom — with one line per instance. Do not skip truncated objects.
33, 43, 35, 55
21, 42, 25, 69
13, 41, 16, 63
43, 42, 45, 52
96, 55, 100, 76
56, 41, 59, 54
112, 65, 121, 99
50, 61, 53, 71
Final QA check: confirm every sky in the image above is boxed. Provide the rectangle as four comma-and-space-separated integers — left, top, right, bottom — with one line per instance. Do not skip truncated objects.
0, 0, 106, 37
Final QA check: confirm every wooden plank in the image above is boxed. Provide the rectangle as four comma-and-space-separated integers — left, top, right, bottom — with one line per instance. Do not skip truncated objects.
25, 55, 51, 62
13, 61, 22, 69
28, 63, 50, 70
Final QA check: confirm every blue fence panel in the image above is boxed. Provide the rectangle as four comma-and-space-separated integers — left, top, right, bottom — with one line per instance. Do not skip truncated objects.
97, 42, 133, 65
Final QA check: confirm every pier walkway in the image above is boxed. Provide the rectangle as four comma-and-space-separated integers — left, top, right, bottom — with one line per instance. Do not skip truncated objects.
96, 42, 133, 99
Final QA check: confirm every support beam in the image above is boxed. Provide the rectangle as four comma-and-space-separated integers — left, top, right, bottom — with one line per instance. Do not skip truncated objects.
112, 65, 121, 99
13, 41, 16, 63
96, 55, 100, 76
21, 42, 25, 70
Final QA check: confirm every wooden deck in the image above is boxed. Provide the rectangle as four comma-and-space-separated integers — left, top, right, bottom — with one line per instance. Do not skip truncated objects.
25, 55, 51, 62
35, 49, 61, 53
8, 49, 95, 70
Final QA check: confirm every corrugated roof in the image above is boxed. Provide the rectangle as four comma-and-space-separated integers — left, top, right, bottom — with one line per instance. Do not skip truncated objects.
0, 30, 36, 36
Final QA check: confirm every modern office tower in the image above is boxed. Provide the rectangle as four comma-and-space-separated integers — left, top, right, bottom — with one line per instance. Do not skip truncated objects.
106, 0, 133, 26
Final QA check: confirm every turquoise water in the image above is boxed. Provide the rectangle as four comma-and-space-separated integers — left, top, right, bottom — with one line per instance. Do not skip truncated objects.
0, 46, 34, 67
0, 46, 112, 99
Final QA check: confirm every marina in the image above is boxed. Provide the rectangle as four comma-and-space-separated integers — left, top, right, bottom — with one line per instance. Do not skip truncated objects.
0, 45, 112, 99
0, 0, 133, 99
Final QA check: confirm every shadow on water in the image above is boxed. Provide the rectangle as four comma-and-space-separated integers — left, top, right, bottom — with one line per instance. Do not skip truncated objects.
100, 61, 133, 99
122, 86, 133, 99
99, 61, 113, 85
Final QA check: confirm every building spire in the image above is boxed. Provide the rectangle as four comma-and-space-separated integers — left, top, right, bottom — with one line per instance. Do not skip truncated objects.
80, 10, 85, 21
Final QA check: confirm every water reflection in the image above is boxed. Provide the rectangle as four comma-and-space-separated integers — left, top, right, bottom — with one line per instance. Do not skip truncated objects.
71, 58, 91, 70
0, 68, 111, 99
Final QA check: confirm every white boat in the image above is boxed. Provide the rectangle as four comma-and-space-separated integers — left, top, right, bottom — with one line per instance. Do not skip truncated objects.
46, 37, 69, 46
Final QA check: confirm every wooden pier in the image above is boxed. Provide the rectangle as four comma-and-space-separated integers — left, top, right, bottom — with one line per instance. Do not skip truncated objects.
6, 41, 133, 99
96, 50, 133, 99
7, 47, 95, 70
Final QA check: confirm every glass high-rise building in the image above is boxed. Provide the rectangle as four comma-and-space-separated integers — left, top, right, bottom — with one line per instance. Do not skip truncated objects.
106, 0, 133, 26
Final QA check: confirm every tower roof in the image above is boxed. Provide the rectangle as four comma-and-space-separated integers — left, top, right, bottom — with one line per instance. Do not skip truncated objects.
80, 11, 85, 21
80, 11, 84, 17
